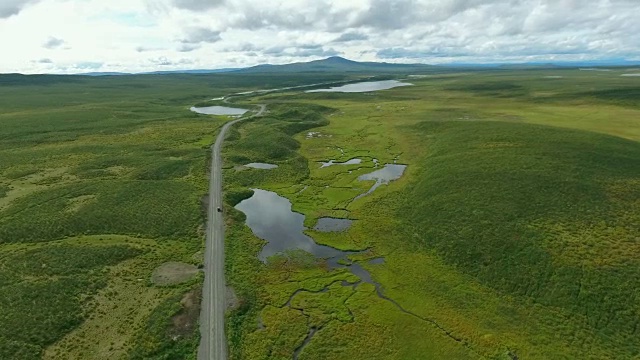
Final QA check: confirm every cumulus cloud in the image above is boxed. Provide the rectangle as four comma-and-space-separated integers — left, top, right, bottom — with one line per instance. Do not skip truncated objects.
177, 43, 200, 52
37, 58, 53, 63
333, 31, 369, 42
353, 0, 421, 30
43, 37, 65, 49
172, 0, 224, 11
260, 44, 340, 58
152, 56, 175, 66
2, 0, 640, 73
0, 0, 42, 18
136, 45, 164, 52
236, 43, 260, 52
354, 0, 484, 30
149, 56, 193, 66
228, 1, 355, 32
377, 46, 475, 60
180, 27, 221, 44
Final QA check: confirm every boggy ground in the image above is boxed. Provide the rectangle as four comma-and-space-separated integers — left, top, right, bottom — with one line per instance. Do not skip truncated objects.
0, 73, 354, 359
223, 69, 640, 359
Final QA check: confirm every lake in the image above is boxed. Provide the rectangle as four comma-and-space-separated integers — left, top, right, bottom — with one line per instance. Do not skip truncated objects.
190, 106, 248, 115
245, 163, 278, 169
306, 80, 412, 93
235, 189, 344, 262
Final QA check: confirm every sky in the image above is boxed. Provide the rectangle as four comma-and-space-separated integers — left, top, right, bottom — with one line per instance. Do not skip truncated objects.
1, 0, 639, 74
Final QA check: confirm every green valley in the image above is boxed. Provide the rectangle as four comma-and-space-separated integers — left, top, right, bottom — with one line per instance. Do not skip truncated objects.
1, 66, 638, 360
221, 69, 640, 359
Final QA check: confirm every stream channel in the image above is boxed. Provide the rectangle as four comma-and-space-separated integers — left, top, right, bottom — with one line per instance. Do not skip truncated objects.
227, 78, 463, 356
235, 188, 378, 358
234, 175, 465, 357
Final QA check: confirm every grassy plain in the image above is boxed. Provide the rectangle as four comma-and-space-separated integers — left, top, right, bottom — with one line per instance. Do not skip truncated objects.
0, 75, 218, 359
0, 73, 355, 359
1, 68, 638, 359
223, 68, 640, 359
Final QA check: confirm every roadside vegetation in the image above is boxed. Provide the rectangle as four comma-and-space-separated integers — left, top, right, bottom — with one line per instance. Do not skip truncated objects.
0, 73, 353, 359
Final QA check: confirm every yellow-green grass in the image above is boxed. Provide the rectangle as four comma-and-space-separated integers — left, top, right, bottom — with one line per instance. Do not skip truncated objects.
0, 75, 242, 359
0, 72, 361, 359
223, 70, 640, 359
2, 69, 638, 359
6, 235, 197, 360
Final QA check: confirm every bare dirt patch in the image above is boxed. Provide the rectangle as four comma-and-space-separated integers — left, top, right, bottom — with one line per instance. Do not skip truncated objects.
151, 262, 199, 286
200, 195, 209, 214
105, 166, 132, 175
170, 287, 202, 339
192, 250, 204, 265
226, 286, 239, 310
66, 194, 97, 213
1, 167, 77, 211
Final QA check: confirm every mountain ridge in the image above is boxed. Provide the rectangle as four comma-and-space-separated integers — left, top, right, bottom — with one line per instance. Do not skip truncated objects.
3, 56, 640, 76
235, 56, 432, 74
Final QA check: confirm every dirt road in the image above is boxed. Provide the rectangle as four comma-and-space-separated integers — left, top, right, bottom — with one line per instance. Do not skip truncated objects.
198, 104, 266, 360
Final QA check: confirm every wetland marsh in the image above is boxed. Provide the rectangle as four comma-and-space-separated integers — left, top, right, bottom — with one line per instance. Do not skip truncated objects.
1, 67, 639, 360
222, 69, 640, 360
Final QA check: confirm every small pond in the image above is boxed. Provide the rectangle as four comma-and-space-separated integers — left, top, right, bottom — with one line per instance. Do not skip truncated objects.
234, 187, 431, 354
234, 188, 428, 344
313, 218, 353, 232
190, 106, 248, 115
245, 163, 278, 169
306, 80, 413, 93
320, 158, 362, 168
235, 189, 345, 262
354, 164, 407, 200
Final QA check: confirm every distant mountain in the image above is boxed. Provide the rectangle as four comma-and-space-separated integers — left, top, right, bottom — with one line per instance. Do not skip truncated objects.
235, 56, 435, 73
9, 57, 639, 77
140, 68, 240, 75
80, 72, 130, 76
446, 59, 640, 69
78, 68, 240, 76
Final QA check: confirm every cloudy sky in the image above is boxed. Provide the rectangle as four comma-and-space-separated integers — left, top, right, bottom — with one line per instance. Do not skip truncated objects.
1, 0, 638, 74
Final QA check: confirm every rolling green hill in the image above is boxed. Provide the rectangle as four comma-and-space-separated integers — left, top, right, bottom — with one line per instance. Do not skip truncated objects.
399, 120, 640, 357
